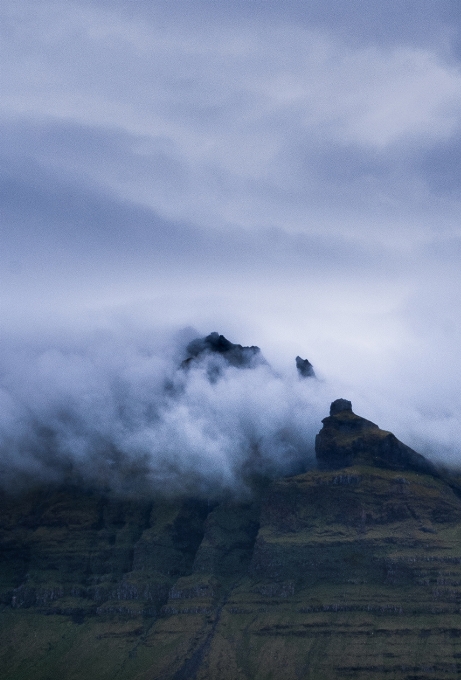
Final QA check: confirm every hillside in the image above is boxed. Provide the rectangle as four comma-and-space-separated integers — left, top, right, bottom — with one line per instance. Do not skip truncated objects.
2, 400, 461, 679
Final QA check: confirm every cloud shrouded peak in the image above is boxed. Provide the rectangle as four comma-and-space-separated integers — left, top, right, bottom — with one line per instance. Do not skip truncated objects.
0, 326, 326, 496
183, 332, 265, 371
1, 0, 461, 486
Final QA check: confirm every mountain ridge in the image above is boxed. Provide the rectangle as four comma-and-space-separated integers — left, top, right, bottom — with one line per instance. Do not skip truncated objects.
2, 400, 461, 679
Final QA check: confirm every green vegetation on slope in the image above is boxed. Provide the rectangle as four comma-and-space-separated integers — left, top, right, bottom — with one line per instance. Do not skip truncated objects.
3, 405, 461, 678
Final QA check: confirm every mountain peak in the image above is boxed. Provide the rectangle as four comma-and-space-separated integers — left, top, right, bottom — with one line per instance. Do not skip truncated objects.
315, 399, 438, 476
329, 398, 352, 415
183, 332, 264, 369
295, 355, 315, 378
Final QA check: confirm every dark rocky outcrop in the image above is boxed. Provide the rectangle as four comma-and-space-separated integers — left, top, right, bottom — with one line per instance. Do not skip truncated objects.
295, 355, 315, 378
182, 334, 316, 385
182, 332, 264, 370
315, 398, 439, 476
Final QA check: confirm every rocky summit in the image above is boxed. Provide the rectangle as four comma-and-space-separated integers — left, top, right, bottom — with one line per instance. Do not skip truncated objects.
315, 399, 438, 476
3, 402, 461, 679
182, 332, 265, 370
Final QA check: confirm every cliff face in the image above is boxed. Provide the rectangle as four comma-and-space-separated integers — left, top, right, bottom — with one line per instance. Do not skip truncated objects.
315, 399, 438, 476
2, 402, 461, 679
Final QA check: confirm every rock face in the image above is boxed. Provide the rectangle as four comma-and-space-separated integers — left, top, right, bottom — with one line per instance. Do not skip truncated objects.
182, 334, 316, 385
183, 332, 264, 369
3, 402, 461, 679
315, 398, 438, 476
295, 356, 315, 378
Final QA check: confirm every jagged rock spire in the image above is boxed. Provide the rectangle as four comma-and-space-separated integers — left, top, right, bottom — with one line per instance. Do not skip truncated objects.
182, 332, 264, 369
296, 356, 315, 378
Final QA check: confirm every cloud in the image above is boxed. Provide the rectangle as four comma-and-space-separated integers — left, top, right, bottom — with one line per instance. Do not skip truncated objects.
0, 325, 328, 495
0, 318, 460, 498
1, 0, 461, 241
1, 0, 461, 485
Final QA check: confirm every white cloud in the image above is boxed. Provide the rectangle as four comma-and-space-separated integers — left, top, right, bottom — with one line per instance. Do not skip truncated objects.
1, 0, 461, 479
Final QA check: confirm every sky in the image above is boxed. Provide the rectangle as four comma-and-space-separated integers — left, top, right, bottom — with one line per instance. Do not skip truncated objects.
1, 0, 461, 490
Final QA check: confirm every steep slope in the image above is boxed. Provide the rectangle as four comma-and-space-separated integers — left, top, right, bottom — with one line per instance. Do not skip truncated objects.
2, 401, 461, 679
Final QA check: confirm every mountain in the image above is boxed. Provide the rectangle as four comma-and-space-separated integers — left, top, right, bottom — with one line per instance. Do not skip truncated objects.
2, 400, 461, 679
183, 332, 265, 369
181, 331, 316, 378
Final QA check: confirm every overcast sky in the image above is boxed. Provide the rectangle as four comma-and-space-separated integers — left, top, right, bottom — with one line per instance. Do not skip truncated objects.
1, 0, 461, 468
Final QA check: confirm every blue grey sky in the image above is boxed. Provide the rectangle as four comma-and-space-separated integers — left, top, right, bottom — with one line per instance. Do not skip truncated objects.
1, 0, 461, 481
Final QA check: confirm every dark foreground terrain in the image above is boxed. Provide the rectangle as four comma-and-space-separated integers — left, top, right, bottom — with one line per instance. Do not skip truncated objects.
2, 401, 461, 679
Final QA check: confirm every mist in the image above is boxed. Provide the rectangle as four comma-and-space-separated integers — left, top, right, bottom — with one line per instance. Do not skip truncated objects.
0, 323, 331, 496
1, 312, 461, 498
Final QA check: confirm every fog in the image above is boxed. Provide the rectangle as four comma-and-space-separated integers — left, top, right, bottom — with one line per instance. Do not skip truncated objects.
0, 324, 331, 495
0, 314, 460, 497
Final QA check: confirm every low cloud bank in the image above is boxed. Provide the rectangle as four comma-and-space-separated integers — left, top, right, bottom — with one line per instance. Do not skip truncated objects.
1, 318, 460, 497
0, 325, 327, 496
